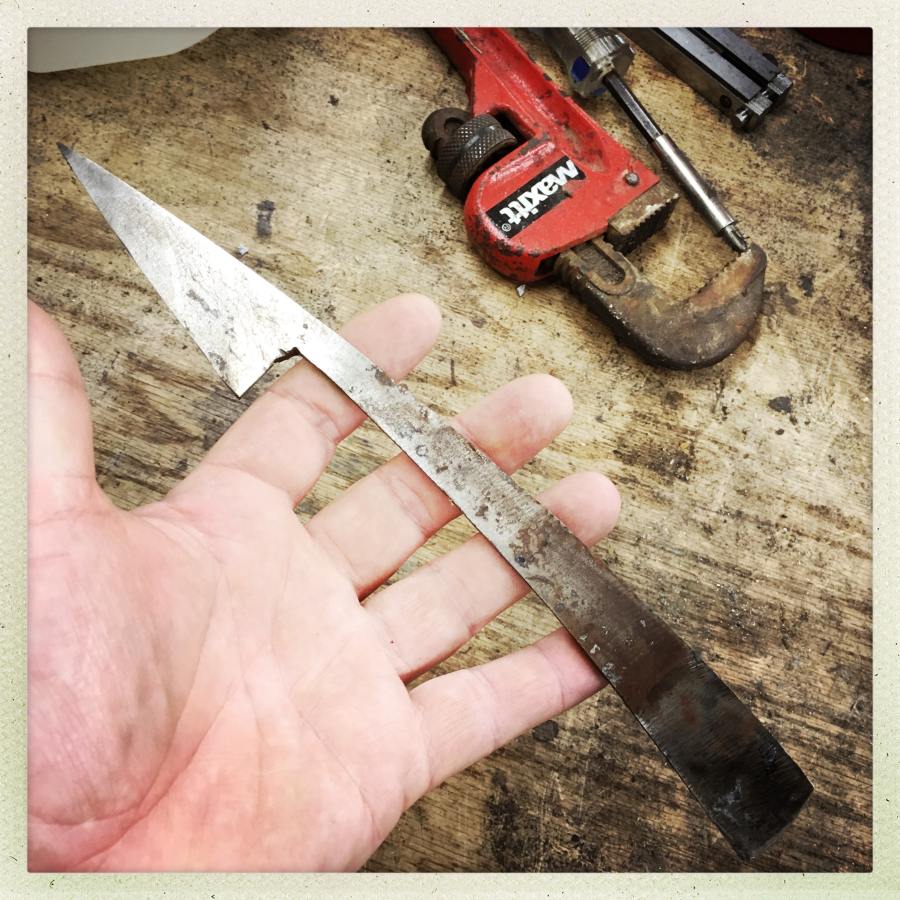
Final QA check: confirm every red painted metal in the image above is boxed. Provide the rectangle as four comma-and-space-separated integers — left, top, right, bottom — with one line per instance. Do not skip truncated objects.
431, 27, 658, 282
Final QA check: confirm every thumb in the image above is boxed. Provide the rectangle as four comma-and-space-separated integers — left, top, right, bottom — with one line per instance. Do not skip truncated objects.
28, 301, 103, 520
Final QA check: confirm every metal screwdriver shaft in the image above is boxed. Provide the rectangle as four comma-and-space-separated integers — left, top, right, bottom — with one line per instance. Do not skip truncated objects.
541, 28, 749, 253
603, 71, 749, 253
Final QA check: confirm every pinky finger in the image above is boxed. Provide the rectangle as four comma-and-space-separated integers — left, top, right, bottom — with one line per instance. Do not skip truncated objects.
410, 627, 607, 794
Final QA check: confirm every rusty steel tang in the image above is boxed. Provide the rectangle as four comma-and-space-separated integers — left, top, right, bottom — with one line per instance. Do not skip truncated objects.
59, 144, 812, 859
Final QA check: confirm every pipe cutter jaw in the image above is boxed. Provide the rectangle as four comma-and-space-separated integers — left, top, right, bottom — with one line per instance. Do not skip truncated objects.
424, 27, 765, 368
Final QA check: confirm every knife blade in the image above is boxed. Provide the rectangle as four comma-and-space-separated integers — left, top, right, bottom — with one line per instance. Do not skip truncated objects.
58, 143, 812, 859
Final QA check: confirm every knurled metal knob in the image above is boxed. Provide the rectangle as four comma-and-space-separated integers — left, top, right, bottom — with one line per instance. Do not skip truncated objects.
425, 110, 517, 200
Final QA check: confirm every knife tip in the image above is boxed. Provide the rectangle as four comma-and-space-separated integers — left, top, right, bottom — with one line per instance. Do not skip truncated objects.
57, 141, 72, 159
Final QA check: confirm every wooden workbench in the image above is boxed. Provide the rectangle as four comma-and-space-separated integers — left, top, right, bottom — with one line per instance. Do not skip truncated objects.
27, 27, 872, 873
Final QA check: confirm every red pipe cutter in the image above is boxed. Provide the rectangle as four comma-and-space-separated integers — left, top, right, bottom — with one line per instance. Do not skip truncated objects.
422, 28, 766, 369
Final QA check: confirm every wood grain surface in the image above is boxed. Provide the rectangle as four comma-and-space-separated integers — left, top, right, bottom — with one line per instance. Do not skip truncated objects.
27, 27, 872, 872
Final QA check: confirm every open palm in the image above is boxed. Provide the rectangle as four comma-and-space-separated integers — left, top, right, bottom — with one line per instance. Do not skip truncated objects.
28, 293, 620, 872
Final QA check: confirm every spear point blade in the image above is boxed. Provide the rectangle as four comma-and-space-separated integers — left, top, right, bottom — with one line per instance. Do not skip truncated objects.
59, 143, 304, 396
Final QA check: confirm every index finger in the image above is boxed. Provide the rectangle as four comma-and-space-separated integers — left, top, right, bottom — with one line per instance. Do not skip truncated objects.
177, 292, 442, 506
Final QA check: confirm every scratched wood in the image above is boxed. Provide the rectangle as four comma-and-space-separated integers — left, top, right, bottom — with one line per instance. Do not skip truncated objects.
27, 28, 871, 872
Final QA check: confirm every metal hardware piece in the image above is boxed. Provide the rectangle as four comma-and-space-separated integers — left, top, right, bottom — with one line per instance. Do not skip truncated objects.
624, 28, 792, 131
533, 27, 634, 97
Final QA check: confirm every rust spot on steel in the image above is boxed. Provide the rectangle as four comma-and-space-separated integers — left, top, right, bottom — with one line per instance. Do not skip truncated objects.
512, 521, 554, 568
371, 365, 394, 386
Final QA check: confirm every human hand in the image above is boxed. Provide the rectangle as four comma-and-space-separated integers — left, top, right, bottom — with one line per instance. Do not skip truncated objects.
28, 293, 620, 872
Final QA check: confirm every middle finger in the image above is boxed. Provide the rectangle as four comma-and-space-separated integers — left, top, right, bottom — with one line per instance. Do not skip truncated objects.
305, 373, 573, 596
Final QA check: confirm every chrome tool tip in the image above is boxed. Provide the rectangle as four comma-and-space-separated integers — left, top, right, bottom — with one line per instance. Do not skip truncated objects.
723, 223, 750, 254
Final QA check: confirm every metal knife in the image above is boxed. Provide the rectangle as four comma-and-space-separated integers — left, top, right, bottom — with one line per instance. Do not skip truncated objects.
58, 143, 812, 860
